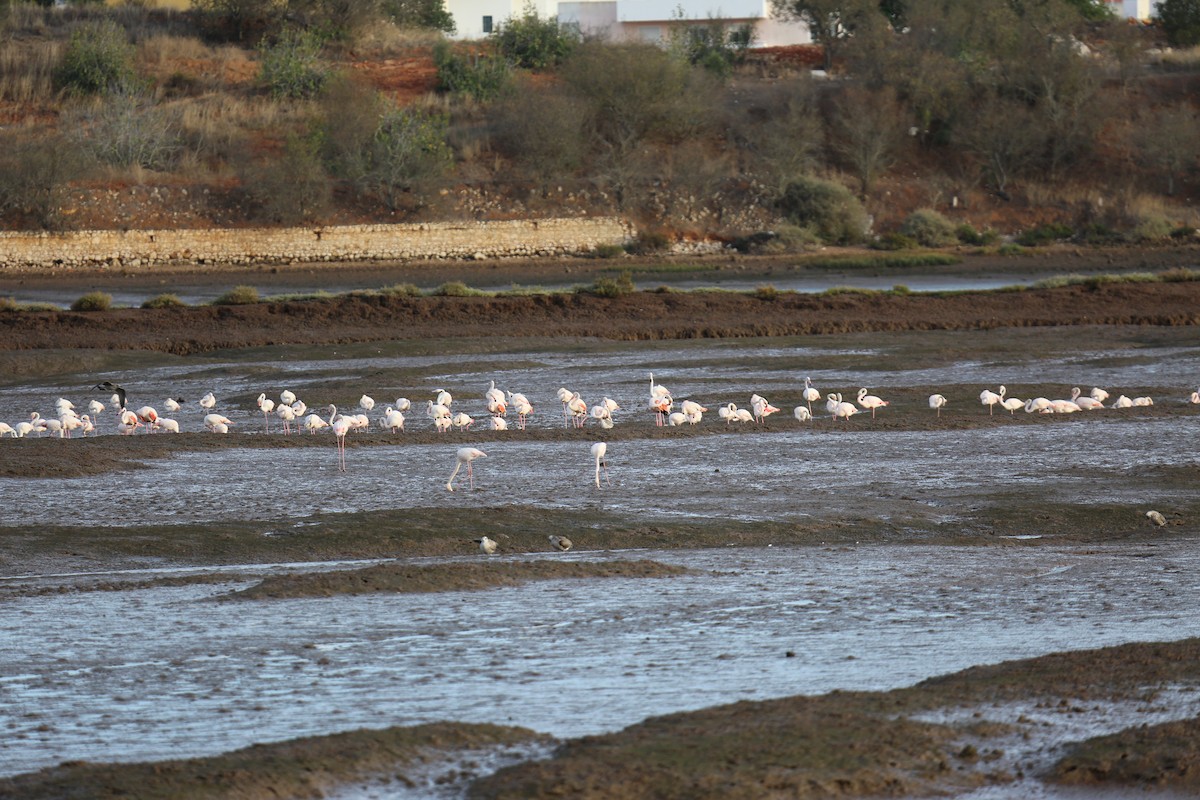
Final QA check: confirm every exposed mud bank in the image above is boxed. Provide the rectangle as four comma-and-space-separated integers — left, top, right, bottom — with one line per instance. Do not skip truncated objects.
3, 267, 1200, 355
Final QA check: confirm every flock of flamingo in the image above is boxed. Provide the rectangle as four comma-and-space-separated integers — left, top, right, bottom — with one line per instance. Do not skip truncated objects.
3, 374, 1198, 482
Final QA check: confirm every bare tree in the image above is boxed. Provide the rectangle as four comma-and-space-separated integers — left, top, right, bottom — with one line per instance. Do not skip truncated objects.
829, 84, 907, 195
1131, 104, 1200, 196
952, 93, 1045, 199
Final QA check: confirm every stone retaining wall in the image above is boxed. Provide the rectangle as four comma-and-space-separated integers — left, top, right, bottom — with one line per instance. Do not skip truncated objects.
0, 217, 633, 270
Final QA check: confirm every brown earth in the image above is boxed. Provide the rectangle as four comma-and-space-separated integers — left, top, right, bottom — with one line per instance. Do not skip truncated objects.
3, 248, 1200, 356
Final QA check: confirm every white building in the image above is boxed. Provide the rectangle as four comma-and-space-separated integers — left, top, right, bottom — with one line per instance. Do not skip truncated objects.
1106, 0, 1157, 21
447, 0, 811, 47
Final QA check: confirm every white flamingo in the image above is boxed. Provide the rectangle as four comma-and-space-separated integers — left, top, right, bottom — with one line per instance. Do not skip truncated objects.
489, 416, 508, 431
382, 407, 405, 433
277, 403, 297, 434
332, 415, 350, 472
566, 392, 588, 428
1070, 388, 1105, 410
793, 405, 812, 422
591, 404, 614, 429
256, 393, 275, 432
979, 386, 1005, 415
199, 392, 216, 411
802, 376, 821, 415
280, 389, 297, 406
452, 411, 474, 431
1000, 396, 1025, 415
446, 447, 486, 491
1090, 387, 1110, 403
750, 394, 780, 423
359, 394, 375, 412
591, 442, 610, 488
1110, 395, 1134, 409
928, 394, 947, 417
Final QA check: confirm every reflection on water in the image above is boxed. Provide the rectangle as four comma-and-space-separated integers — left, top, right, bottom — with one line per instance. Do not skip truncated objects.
3, 541, 1200, 779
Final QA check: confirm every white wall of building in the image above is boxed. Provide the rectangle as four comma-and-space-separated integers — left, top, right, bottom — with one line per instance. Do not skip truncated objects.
614, 0, 768, 22
449, 0, 558, 39
533, 0, 809, 46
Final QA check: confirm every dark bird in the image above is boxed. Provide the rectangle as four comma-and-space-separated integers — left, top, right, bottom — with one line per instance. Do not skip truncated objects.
92, 381, 126, 409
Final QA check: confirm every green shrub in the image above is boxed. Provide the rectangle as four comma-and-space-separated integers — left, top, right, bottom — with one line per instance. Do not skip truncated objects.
585, 270, 635, 297
1158, 0, 1200, 47
432, 281, 489, 297
776, 176, 869, 245
997, 243, 1026, 256
1016, 223, 1073, 247
258, 28, 328, 100
754, 284, 779, 300
891, 284, 912, 295
898, 208, 958, 247
142, 293, 186, 308
625, 230, 672, 255
55, 21, 137, 96
954, 224, 998, 246
591, 243, 625, 259
494, 7, 579, 70
0, 296, 18, 312
872, 232, 918, 251
71, 291, 112, 311
1170, 225, 1199, 239
433, 40, 511, 101
1077, 222, 1123, 245
1160, 267, 1200, 282
1129, 215, 1174, 243
213, 285, 260, 305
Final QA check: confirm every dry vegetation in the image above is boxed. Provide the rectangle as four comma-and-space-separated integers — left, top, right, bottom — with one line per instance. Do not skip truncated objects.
0, 0, 1197, 249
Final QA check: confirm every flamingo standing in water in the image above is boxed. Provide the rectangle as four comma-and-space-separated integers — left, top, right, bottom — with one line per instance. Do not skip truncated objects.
382, 406, 405, 433
332, 414, 351, 471
510, 393, 533, 430
566, 392, 588, 428
648, 374, 672, 427
857, 388, 889, 418
277, 403, 296, 434
446, 447, 486, 491
591, 442, 610, 488
485, 381, 507, 417
199, 392, 217, 412
793, 405, 812, 422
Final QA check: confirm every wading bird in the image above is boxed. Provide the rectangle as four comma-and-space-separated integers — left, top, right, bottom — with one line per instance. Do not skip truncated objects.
929, 394, 947, 417
92, 381, 126, 410
591, 442, 610, 488
979, 386, 1005, 415
446, 447, 486, 491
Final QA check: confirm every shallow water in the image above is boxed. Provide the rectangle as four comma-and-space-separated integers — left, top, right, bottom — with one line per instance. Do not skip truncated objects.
3, 541, 1200, 780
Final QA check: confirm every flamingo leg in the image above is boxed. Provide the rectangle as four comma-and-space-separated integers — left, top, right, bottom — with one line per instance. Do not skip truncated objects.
467, 462, 475, 489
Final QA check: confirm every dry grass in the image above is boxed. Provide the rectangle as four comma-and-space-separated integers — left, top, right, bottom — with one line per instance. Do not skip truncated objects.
0, 39, 61, 103
1156, 44, 1200, 70
349, 24, 444, 58
137, 33, 209, 67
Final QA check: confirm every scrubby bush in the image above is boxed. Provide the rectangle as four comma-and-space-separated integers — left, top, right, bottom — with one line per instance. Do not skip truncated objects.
71, 291, 112, 311
1016, 223, 1073, 247
625, 230, 672, 255
432, 280, 488, 296
0, 296, 19, 312
1158, 0, 1200, 47
754, 284, 779, 300
142, 293, 186, 308
591, 243, 625, 259
494, 7, 578, 70
432, 41, 511, 101
899, 208, 958, 247
1130, 215, 1174, 243
383, 0, 456, 33
585, 270, 635, 297
380, 282, 422, 296
0, 130, 88, 230
239, 133, 332, 224
776, 176, 869, 245
258, 28, 328, 99
955, 223, 999, 246
213, 285, 260, 305
872, 232, 917, 251
55, 21, 137, 96
68, 91, 179, 170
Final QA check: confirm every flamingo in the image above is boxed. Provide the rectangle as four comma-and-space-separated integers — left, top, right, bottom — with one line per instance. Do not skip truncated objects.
60, 413, 83, 438
591, 404, 614, 429
1025, 398, 1053, 413
0, 422, 15, 438
600, 397, 621, 414
855, 388, 889, 418
549, 535, 572, 551
13, 421, 35, 437
199, 392, 216, 411
475, 535, 498, 554
489, 416, 508, 431
832, 395, 858, 424
163, 397, 185, 414
87, 399, 105, 422
332, 415, 350, 471
1110, 395, 1134, 409
1000, 396, 1025, 415
79, 415, 95, 436
928, 394, 947, 417
566, 392, 588, 428
291, 399, 308, 418
434, 389, 453, 409
303, 413, 329, 434
1090, 387, 1110, 403
428, 399, 451, 427
557, 387, 574, 427
435, 416, 453, 433
256, 393, 275, 432
117, 418, 142, 435
452, 411, 474, 431
446, 447, 486, 491
154, 418, 180, 433
382, 407, 405, 433
511, 395, 533, 430
1133, 396, 1154, 406
277, 403, 297, 434
54, 398, 75, 417
280, 389, 297, 406
793, 405, 812, 422
1070, 388, 1105, 410
979, 386, 1005, 415
802, 376, 821, 415
485, 381, 507, 417
648, 374, 672, 427
1189, 388, 1200, 404
92, 381, 126, 409
668, 411, 687, 426
359, 394, 375, 412
591, 442, 610, 488
394, 397, 411, 412
39, 417, 63, 438
135, 406, 159, 427
204, 413, 234, 432
750, 394, 780, 423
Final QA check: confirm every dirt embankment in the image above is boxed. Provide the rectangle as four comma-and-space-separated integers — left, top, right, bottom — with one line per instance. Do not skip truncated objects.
3, 279, 1200, 355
